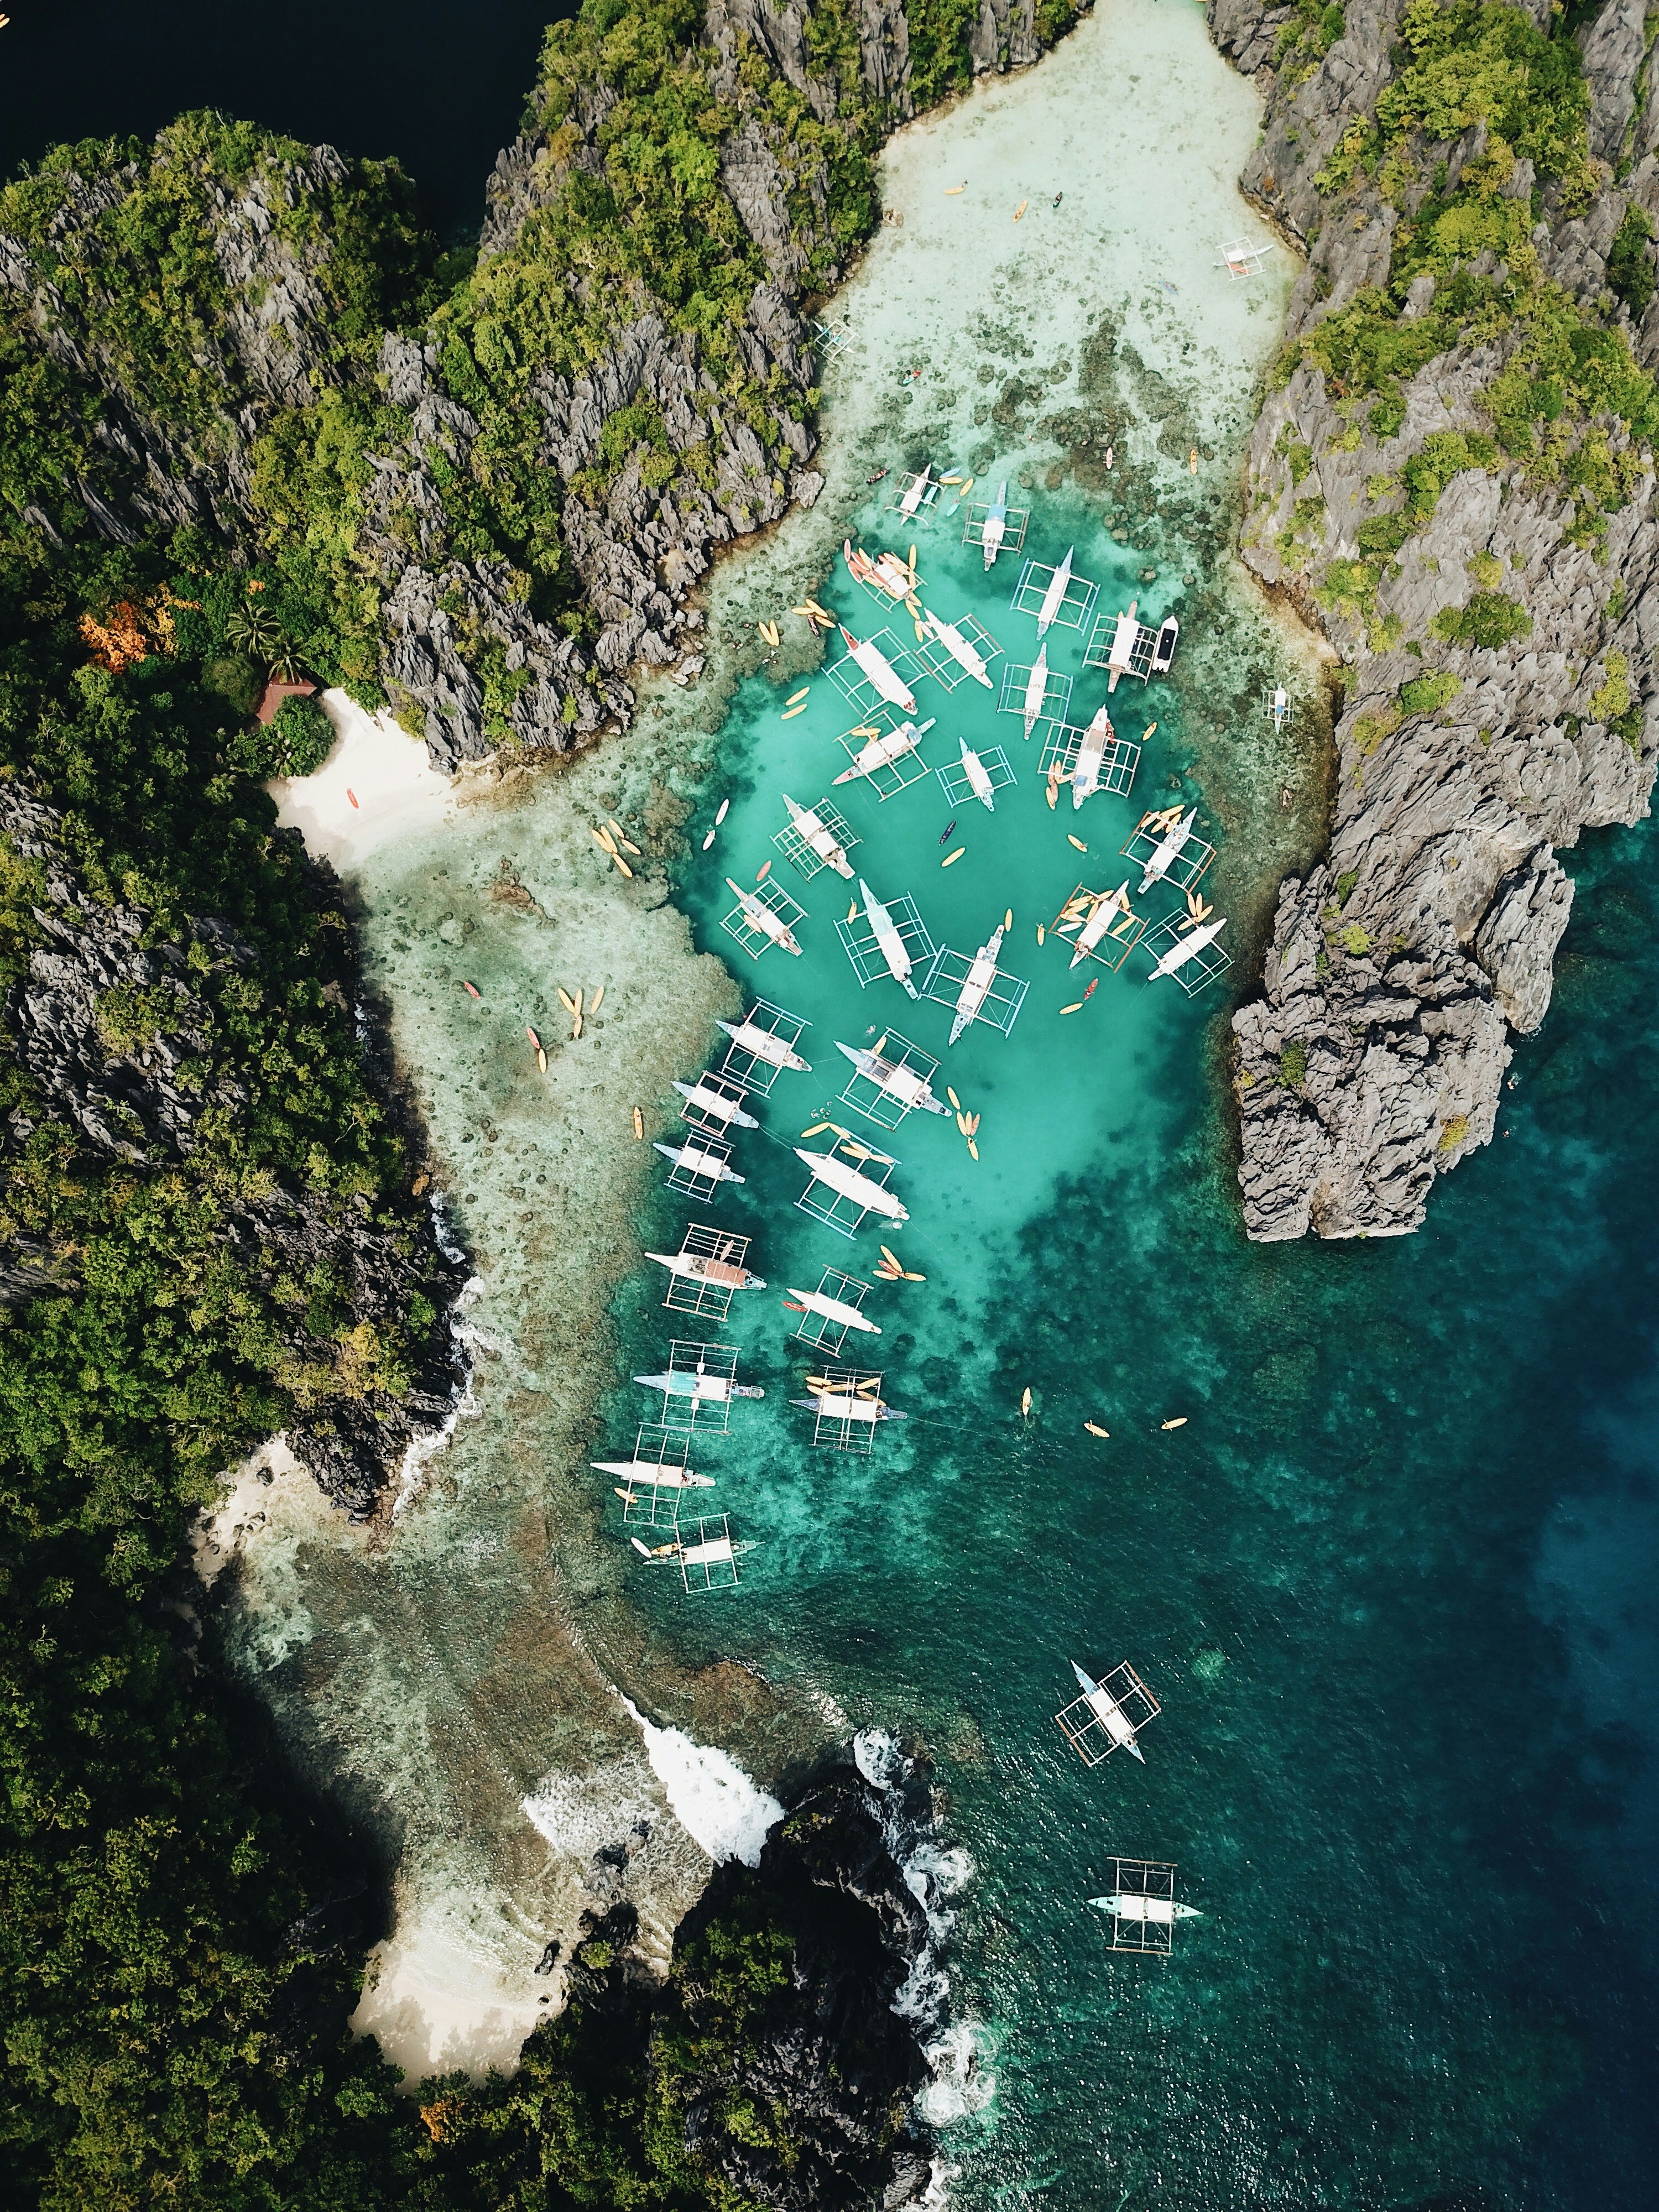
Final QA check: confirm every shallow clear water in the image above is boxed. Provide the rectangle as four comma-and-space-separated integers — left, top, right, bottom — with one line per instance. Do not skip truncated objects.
217, 4, 1659, 2203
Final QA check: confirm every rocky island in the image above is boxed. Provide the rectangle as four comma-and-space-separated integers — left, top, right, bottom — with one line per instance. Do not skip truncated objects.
1215, 0, 1658, 1235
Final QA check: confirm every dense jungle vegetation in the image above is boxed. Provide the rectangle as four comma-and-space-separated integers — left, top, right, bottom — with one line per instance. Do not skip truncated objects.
0, 1, 1072, 2201
1266, 0, 1659, 643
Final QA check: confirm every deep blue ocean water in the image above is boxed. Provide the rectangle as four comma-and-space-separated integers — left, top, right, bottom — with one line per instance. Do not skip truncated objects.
0, 0, 572, 234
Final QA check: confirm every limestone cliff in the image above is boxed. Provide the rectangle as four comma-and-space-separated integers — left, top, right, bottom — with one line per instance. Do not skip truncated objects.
0, 4, 1086, 776
1212, 0, 1658, 1238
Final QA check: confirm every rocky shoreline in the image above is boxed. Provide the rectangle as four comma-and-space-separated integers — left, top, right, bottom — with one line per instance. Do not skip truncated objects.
1213, 0, 1658, 1238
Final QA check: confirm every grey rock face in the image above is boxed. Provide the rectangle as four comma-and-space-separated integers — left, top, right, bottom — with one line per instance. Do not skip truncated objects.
1212, 0, 1658, 1239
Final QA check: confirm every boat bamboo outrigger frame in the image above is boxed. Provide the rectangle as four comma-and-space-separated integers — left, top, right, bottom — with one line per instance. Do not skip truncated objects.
1038, 717, 1142, 801
1264, 682, 1294, 737
719, 876, 809, 963
962, 486, 1030, 564
649, 1223, 764, 1321
1083, 601, 1179, 691
936, 739, 1016, 812
833, 708, 937, 801
774, 792, 862, 883
1217, 235, 1277, 279
785, 1266, 878, 1357
836, 885, 938, 997
1121, 810, 1214, 896
921, 940, 1030, 1043
1051, 881, 1147, 973
912, 607, 1003, 693
654, 1131, 744, 1201
836, 1030, 947, 1131
635, 1339, 761, 1435
795, 1136, 909, 1238
673, 1068, 757, 1138
1141, 906, 1231, 996
1055, 1658, 1161, 1766
885, 464, 943, 523
811, 315, 853, 378
1011, 552, 1098, 635
716, 1001, 812, 1094
997, 657, 1072, 742
827, 625, 922, 714
630, 1514, 749, 1593
1087, 1860, 1200, 1955
596, 1426, 713, 1530
844, 540, 924, 608
794, 1366, 904, 1455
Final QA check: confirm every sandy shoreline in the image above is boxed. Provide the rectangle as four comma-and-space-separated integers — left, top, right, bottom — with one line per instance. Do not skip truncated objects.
270, 688, 457, 869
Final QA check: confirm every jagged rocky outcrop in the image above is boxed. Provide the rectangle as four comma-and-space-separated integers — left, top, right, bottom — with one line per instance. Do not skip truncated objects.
1212, 0, 1659, 1238
0, 782, 464, 1513
540, 1760, 937, 2211
669, 1765, 934, 2209
2, 6, 1083, 776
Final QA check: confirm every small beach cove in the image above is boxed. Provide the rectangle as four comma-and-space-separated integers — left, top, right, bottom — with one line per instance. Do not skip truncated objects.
215, 6, 1659, 2208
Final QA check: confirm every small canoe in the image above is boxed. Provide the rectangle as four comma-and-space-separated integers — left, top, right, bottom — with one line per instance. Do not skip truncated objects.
941, 847, 965, 868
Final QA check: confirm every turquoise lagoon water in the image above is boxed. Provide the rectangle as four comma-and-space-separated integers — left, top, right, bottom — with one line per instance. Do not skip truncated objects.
197, 2, 1659, 2199
598, 477, 1659, 2209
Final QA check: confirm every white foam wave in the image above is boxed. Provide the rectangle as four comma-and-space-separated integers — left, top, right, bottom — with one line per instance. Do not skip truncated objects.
853, 1726, 993, 2143
620, 1696, 782, 1866
521, 1765, 654, 1859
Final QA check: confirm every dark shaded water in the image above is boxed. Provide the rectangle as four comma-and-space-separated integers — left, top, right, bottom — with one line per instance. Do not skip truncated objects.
0, 0, 573, 234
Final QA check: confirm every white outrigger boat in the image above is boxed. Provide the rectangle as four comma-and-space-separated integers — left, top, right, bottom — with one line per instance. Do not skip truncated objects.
785, 1283, 881, 1335
1136, 808, 1196, 893
646, 1244, 765, 1292
833, 715, 933, 785
835, 1039, 950, 1114
838, 625, 917, 712
844, 539, 912, 598
981, 482, 1009, 569
949, 923, 1004, 1045
1070, 1660, 1147, 1761
1035, 546, 1074, 637
591, 1450, 714, 1490
790, 1381, 906, 1424
634, 1365, 765, 1405
724, 877, 804, 954
716, 1016, 810, 1072
1149, 914, 1227, 982
671, 1077, 759, 1128
1021, 646, 1050, 739
653, 1137, 744, 1186
958, 738, 999, 811
781, 793, 854, 879
919, 607, 992, 687
1271, 684, 1289, 734
794, 1145, 910, 1223
1070, 881, 1133, 967
857, 878, 919, 997
1088, 1888, 1201, 1927
1071, 702, 1114, 808
898, 465, 933, 519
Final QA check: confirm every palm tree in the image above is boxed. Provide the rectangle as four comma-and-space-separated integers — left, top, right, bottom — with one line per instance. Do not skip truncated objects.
268, 643, 307, 684
225, 601, 280, 660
